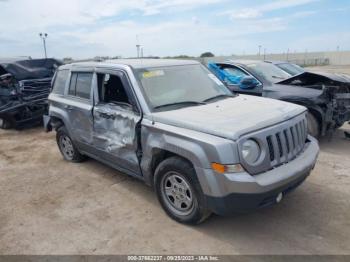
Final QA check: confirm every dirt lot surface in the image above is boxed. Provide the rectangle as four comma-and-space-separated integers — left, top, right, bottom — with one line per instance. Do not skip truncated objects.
1, 66, 350, 255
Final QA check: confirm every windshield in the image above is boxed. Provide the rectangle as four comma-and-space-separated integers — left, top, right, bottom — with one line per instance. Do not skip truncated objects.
277, 63, 305, 76
246, 62, 291, 83
135, 64, 232, 111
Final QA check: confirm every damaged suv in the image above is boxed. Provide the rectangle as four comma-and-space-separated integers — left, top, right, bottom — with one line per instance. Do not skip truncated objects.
208, 60, 350, 137
45, 59, 319, 224
0, 58, 62, 129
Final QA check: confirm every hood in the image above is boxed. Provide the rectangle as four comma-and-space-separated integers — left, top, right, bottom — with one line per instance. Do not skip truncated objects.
150, 95, 306, 141
276, 71, 350, 88
0, 58, 62, 81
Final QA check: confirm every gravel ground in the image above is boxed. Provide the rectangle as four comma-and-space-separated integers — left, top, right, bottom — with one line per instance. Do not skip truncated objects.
0, 66, 349, 255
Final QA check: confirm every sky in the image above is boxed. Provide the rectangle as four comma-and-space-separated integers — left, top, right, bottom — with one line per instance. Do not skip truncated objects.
0, 0, 349, 59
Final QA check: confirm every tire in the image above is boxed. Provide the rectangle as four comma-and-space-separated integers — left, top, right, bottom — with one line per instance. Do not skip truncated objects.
306, 113, 320, 138
0, 117, 12, 129
56, 126, 86, 162
154, 156, 211, 224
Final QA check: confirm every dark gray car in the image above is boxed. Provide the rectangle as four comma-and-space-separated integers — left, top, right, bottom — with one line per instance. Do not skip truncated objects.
265, 61, 305, 76
208, 60, 350, 138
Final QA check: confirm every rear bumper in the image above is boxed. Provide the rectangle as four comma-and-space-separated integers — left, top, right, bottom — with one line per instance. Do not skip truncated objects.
43, 115, 52, 132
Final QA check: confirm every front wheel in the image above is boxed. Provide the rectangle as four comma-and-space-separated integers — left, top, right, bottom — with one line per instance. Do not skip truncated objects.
154, 156, 211, 224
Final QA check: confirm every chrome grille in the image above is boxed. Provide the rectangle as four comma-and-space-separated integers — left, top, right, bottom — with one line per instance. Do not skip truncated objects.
238, 113, 308, 175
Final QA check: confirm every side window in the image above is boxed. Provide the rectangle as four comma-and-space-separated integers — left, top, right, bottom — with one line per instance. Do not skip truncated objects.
68, 73, 77, 96
52, 69, 69, 95
97, 73, 131, 106
68, 72, 92, 99
221, 65, 248, 77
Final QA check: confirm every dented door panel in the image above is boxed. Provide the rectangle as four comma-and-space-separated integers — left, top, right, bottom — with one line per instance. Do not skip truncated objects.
93, 104, 141, 174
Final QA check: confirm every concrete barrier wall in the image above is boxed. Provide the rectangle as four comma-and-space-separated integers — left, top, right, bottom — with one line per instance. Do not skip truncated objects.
198, 51, 350, 66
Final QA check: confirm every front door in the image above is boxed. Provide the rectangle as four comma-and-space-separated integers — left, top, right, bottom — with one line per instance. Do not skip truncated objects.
92, 70, 142, 175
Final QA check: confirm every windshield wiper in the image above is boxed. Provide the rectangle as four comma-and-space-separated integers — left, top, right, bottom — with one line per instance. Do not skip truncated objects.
153, 101, 206, 110
203, 94, 233, 103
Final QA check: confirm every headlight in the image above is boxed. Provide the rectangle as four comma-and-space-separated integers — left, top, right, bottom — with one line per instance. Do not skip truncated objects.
242, 139, 261, 165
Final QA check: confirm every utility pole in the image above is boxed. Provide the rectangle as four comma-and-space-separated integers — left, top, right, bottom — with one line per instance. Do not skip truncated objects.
39, 33, 48, 58
304, 49, 308, 66
258, 45, 262, 58
136, 35, 141, 58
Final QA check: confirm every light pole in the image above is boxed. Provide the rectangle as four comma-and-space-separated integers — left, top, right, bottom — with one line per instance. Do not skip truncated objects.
136, 35, 141, 58
258, 45, 262, 58
140, 47, 144, 58
39, 33, 48, 58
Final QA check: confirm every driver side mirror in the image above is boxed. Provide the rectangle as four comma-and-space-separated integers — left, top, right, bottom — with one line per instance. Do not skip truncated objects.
239, 76, 260, 89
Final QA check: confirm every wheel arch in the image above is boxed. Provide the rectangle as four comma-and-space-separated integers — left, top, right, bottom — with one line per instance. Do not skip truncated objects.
145, 147, 196, 187
50, 116, 65, 130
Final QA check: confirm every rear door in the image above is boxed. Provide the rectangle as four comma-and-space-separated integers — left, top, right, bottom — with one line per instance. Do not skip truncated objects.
65, 71, 94, 145
92, 69, 142, 176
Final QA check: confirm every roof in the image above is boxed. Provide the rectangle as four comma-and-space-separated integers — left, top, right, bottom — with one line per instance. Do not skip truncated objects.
61, 59, 199, 70
264, 60, 288, 65
225, 59, 264, 66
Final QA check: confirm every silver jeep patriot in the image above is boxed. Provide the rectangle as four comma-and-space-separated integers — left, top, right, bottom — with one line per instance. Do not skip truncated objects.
44, 59, 319, 224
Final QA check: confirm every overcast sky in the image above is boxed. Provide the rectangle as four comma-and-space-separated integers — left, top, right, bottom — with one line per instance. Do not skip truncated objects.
0, 0, 349, 59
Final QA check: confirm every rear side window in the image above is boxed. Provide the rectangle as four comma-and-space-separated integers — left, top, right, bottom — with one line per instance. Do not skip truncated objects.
68, 72, 92, 99
52, 70, 69, 95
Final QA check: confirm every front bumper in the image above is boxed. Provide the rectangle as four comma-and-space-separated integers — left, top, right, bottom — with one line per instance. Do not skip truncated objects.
205, 169, 310, 215
196, 136, 319, 215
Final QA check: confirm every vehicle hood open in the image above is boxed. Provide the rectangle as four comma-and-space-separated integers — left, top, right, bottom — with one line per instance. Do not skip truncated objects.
150, 95, 306, 141
276, 71, 350, 89
0, 58, 62, 81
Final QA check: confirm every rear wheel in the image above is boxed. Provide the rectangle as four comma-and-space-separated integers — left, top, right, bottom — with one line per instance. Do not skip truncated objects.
56, 126, 86, 162
154, 156, 211, 224
307, 113, 320, 138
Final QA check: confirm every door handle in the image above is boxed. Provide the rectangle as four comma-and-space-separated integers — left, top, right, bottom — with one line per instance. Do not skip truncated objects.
64, 105, 74, 110
99, 112, 116, 120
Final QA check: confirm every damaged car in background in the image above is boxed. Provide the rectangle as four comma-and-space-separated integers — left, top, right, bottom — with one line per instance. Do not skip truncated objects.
265, 60, 306, 76
0, 58, 62, 129
44, 59, 319, 224
208, 60, 350, 138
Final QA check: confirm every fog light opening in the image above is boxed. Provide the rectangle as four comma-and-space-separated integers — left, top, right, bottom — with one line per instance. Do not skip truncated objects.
276, 192, 283, 203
